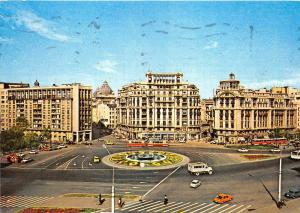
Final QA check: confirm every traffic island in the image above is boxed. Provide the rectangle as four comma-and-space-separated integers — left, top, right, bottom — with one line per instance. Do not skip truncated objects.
102, 150, 190, 170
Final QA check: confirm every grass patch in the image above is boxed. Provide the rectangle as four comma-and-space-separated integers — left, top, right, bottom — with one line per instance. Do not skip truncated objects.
17, 208, 96, 213
241, 154, 274, 160
63, 193, 140, 200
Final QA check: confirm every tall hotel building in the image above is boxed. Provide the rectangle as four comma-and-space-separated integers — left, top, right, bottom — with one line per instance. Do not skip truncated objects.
0, 81, 92, 143
213, 74, 296, 143
117, 72, 201, 141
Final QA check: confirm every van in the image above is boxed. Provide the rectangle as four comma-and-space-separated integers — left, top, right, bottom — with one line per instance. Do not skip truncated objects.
188, 162, 213, 175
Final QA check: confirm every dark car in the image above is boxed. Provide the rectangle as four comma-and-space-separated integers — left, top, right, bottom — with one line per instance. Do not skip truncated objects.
284, 187, 300, 199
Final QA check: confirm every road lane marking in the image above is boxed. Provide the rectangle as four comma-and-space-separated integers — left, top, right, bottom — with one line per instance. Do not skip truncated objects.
208, 204, 229, 213
173, 203, 199, 210
227, 204, 244, 213
236, 205, 252, 213
153, 202, 182, 212
29, 149, 73, 167
199, 204, 221, 213
121, 200, 153, 210
178, 202, 203, 212
165, 202, 191, 212
129, 200, 162, 211
142, 166, 181, 199
82, 157, 88, 169
217, 204, 236, 213
64, 155, 79, 170
190, 203, 213, 213
143, 201, 173, 211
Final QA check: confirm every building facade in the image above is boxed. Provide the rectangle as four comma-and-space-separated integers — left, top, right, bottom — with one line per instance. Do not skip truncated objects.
200, 99, 214, 137
1, 81, 92, 143
117, 72, 201, 141
213, 74, 296, 143
92, 81, 116, 128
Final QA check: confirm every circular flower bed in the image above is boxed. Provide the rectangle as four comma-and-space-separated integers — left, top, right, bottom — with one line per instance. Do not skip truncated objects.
102, 150, 189, 170
242, 154, 274, 160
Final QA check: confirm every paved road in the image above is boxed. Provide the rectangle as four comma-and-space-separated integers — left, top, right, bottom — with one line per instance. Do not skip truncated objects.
1, 137, 299, 212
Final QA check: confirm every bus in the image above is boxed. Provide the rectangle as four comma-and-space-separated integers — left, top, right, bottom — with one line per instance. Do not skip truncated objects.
128, 140, 146, 147
291, 150, 300, 160
147, 139, 169, 147
251, 138, 288, 146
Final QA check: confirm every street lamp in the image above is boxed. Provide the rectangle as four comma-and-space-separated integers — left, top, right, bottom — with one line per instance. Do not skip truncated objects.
103, 144, 115, 213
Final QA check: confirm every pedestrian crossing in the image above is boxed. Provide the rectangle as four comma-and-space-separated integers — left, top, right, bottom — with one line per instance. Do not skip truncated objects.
117, 200, 252, 213
0, 195, 54, 208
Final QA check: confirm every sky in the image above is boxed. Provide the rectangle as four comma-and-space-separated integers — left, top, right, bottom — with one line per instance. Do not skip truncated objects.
0, 1, 300, 98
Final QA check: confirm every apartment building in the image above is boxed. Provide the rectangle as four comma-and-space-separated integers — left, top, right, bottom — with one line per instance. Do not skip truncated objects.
117, 72, 201, 141
1, 81, 92, 143
213, 74, 296, 143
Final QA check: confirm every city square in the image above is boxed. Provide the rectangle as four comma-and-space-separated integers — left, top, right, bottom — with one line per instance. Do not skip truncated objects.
1, 1, 300, 213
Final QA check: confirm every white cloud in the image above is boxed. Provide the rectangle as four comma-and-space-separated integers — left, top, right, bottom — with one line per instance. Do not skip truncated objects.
15, 10, 71, 42
95, 60, 117, 73
0, 37, 13, 43
245, 73, 300, 89
204, 41, 218, 50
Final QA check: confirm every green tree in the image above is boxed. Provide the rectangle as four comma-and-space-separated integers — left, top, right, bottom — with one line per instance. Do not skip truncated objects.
23, 132, 39, 149
41, 128, 52, 146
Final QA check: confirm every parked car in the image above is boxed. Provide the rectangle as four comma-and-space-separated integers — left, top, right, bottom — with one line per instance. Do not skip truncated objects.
284, 187, 300, 199
16, 152, 26, 157
29, 150, 39, 154
213, 193, 233, 204
105, 140, 115, 145
57, 144, 67, 149
237, 148, 249, 153
190, 179, 201, 188
93, 156, 100, 163
270, 148, 281, 153
21, 158, 34, 163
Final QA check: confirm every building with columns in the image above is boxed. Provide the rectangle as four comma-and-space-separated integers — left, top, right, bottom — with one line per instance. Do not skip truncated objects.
213, 74, 296, 143
92, 81, 117, 128
0, 81, 92, 143
117, 72, 201, 141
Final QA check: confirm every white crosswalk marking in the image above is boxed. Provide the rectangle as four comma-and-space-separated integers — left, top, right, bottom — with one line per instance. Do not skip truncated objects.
118, 200, 252, 213
217, 204, 237, 213
165, 202, 191, 212
0, 196, 54, 208
121, 200, 153, 211
153, 202, 184, 212
236, 205, 252, 213
227, 205, 245, 213
130, 201, 162, 211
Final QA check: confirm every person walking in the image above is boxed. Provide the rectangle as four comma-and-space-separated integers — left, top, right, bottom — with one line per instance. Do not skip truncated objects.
164, 195, 168, 205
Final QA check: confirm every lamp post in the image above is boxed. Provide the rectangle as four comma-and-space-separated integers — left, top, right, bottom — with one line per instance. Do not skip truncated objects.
103, 144, 115, 213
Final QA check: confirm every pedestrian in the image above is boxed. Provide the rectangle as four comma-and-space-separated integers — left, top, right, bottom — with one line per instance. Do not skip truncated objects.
99, 194, 102, 205
164, 195, 168, 205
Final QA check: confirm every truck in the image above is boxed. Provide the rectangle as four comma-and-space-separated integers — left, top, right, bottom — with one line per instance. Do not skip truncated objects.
188, 162, 213, 176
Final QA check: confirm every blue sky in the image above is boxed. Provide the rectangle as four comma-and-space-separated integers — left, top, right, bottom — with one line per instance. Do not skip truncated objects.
0, 1, 300, 98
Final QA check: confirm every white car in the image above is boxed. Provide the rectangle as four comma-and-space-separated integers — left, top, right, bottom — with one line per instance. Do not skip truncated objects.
238, 148, 249, 153
21, 158, 33, 163
190, 180, 201, 188
57, 144, 67, 149
270, 148, 281, 153
29, 150, 39, 154
16, 152, 26, 157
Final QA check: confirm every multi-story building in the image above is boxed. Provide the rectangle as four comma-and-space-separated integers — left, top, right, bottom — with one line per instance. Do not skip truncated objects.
272, 86, 300, 130
0, 82, 30, 132
1, 81, 92, 143
200, 99, 214, 137
92, 81, 116, 128
213, 74, 296, 143
117, 72, 201, 141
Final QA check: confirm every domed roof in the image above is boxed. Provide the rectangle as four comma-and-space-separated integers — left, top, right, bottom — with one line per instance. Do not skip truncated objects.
94, 80, 114, 96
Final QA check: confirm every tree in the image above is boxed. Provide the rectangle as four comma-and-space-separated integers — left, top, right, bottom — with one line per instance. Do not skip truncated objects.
23, 132, 39, 149
41, 128, 52, 146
